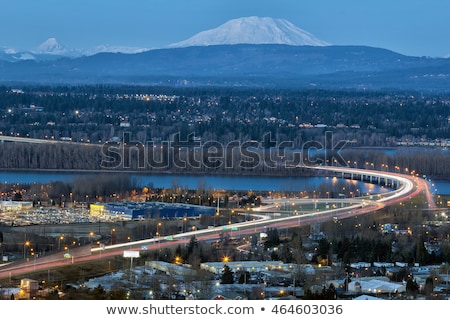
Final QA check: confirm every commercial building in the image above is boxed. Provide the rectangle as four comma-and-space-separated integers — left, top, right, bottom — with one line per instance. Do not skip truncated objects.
346, 277, 406, 295
0, 200, 33, 211
200, 261, 316, 276
18, 278, 39, 299
89, 201, 215, 220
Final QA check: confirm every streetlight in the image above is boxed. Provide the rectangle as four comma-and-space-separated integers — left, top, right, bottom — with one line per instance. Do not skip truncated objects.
156, 222, 162, 257
183, 216, 187, 233
214, 211, 219, 227
58, 235, 64, 250
111, 228, 116, 245
31, 251, 37, 271
229, 209, 234, 225
23, 241, 30, 259
85, 195, 89, 214
156, 222, 162, 237
214, 196, 220, 227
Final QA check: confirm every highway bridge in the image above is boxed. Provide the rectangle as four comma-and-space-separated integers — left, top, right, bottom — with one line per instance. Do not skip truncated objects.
90, 165, 431, 253
0, 164, 436, 279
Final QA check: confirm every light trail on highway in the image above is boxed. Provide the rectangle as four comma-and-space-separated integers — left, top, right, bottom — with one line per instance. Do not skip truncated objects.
0, 165, 436, 280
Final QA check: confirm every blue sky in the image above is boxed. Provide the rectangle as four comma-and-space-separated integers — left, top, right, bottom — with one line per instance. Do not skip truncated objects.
1, 0, 449, 57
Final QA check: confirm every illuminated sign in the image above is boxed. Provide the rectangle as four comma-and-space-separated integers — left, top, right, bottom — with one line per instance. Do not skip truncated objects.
123, 250, 140, 258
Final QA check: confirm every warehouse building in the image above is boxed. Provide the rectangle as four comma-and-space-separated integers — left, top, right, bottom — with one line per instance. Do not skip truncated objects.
90, 201, 215, 220
0, 200, 33, 211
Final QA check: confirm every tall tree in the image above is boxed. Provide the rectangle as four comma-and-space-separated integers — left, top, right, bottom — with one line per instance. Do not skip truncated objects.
264, 228, 280, 250
415, 235, 428, 265
406, 278, 419, 298
424, 276, 434, 297
220, 264, 234, 284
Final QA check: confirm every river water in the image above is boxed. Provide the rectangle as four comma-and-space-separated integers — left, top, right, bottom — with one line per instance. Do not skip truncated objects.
0, 170, 449, 194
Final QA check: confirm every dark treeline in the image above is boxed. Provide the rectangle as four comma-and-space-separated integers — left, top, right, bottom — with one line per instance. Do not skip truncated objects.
0, 173, 139, 205
1, 85, 449, 146
340, 148, 450, 179
0, 85, 449, 178
0, 139, 449, 179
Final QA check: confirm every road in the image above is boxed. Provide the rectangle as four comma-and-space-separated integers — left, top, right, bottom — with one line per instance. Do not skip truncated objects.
0, 166, 435, 280
0, 135, 97, 147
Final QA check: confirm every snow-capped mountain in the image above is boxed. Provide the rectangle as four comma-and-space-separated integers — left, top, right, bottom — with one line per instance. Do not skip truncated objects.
1, 17, 327, 61
0, 41, 66, 61
31, 38, 76, 56
0, 47, 37, 61
82, 45, 151, 56
0, 38, 151, 61
170, 16, 330, 48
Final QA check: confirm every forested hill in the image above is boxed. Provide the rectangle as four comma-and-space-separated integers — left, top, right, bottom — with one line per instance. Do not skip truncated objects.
1, 86, 449, 147
0, 86, 449, 179
1, 44, 450, 91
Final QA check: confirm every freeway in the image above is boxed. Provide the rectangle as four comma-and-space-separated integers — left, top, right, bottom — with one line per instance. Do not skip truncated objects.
0, 166, 435, 280
0, 134, 97, 147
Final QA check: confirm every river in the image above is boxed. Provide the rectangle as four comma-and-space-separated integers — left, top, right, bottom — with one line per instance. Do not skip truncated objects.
0, 170, 449, 194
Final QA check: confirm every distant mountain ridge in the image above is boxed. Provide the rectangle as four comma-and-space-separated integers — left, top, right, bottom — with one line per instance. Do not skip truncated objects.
0, 16, 329, 61
0, 16, 449, 91
0, 38, 151, 62
1, 43, 449, 91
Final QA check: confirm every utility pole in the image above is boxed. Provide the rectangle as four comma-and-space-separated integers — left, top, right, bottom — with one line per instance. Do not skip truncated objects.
214, 197, 220, 227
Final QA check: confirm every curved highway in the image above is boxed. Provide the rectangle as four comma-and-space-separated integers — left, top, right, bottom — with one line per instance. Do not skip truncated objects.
0, 165, 436, 279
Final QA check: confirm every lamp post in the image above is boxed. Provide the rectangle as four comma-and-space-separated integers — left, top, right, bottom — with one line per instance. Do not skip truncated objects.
58, 235, 64, 250
111, 228, 116, 245
23, 241, 30, 259
32, 252, 37, 271
156, 222, 162, 256
214, 197, 220, 227
214, 210, 219, 227
156, 222, 162, 237
183, 216, 187, 233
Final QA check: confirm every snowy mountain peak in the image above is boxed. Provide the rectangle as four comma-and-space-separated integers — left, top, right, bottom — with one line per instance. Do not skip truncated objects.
29, 38, 150, 57
32, 38, 69, 55
170, 16, 330, 48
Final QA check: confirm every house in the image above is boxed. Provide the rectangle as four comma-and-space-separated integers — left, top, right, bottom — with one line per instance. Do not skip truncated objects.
347, 277, 405, 295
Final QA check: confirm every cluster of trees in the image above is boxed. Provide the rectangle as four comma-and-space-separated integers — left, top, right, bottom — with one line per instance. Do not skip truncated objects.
0, 137, 449, 179
0, 173, 139, 205
1, 85, 449, 146
0, 85, 449, 178
303, 284, 337, 300
340, 148, 450, 179
259, 230, 450, 269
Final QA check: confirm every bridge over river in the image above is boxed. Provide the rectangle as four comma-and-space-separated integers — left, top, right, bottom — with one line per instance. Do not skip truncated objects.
88, 165, 435, 257
0, 165, 437, 279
